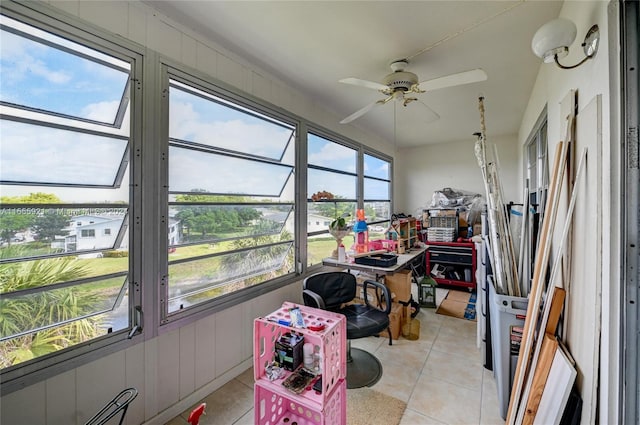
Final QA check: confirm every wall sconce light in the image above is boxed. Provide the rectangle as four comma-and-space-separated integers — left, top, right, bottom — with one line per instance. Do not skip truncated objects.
531, 18, 600, 69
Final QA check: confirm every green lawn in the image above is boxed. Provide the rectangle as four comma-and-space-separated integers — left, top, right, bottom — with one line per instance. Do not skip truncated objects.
6, 232, 384, 287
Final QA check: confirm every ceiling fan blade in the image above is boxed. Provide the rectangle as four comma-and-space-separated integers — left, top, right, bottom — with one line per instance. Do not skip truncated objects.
339, 77, 389, 92
417, 68, 487, 92
339, 98, 387, 124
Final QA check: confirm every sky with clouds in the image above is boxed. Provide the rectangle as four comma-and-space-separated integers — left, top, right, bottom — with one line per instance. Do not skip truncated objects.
0, 15, 389, 205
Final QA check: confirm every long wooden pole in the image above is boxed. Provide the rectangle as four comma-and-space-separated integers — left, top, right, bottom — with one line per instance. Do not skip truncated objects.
515, 147, 586, 423
518, 183, 530, 294
506, 138, 569, 424
493, 144, 520, 296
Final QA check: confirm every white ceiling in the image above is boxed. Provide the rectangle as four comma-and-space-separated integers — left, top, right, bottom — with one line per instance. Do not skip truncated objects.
144, 1, 562, 148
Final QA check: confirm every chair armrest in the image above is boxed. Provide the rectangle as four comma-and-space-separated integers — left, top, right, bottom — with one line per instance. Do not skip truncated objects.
302, 289, 326, 309
362, 280, 392, 315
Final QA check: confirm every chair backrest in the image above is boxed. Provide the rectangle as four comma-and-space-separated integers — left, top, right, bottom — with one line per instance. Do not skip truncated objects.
303, 272, 356, 310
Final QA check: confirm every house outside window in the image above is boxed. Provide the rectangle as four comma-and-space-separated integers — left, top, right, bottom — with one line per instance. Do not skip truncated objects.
162, 72, 296, 318
0, 11, 140, 376
0, 2, 393, 392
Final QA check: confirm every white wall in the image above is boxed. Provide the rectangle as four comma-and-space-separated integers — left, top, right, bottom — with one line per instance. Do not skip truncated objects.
395, 134, 520, 218
0, 1, 390, 424
0, 1, 623, 423
396, 1, 621, 422
516, 1, 620, 423
1, 283, 302, 425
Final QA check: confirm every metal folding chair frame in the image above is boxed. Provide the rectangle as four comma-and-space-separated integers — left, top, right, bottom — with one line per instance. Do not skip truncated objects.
84, 387, 138, 425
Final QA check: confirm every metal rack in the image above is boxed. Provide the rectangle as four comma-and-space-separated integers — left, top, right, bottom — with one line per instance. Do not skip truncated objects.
84, 387, 138, 425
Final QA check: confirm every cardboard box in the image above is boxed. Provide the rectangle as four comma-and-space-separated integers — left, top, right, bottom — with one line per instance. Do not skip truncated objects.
429, 209, 457, 217
384, 269, 412, 303
380, 302, 405, 340
355, 274, 386, 304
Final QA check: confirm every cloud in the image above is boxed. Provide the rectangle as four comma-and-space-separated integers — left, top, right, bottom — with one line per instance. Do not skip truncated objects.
307, 137, 356, 173
0, 121, 126, 186
169, 146, 293, 196
82, 101, 120, 122
1, 32, 71, 85
169, 98, 293, 161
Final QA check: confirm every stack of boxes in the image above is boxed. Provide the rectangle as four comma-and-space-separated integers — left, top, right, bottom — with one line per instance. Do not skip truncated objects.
382, 269, 413, 339
354, 270, 415, 341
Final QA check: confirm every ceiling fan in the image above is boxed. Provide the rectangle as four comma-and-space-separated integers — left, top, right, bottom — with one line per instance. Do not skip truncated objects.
339, 59, 487, 124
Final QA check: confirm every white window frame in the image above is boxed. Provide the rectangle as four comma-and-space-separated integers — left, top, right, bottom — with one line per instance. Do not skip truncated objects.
0, 2, 144, 394
0, 1, 395, 394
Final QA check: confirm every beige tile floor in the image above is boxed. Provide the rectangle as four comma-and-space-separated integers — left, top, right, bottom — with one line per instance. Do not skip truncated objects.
166, 290, 504, 425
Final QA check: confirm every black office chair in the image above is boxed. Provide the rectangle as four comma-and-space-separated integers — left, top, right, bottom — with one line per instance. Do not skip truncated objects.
302, 271, 392, 389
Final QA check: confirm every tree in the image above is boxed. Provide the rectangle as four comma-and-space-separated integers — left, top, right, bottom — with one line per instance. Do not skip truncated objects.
221, 230, 293, 288
32, 213, 71, 241
0, 192, 64, 245
0, 246, 100, 367
0, 192, 62, 204
312, 197, 353, 221
0, 214, 34, 246
174, 191, 263, 239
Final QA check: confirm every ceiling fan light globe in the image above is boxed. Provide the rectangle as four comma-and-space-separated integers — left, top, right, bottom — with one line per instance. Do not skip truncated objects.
531, 18, 577, 62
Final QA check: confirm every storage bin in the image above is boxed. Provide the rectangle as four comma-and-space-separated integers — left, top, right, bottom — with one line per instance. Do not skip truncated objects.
488, 279, 528, 419
254, 302, 346, 404
368, 239, 397, 252
354, 253, 398, 267
254, 378, 346, 425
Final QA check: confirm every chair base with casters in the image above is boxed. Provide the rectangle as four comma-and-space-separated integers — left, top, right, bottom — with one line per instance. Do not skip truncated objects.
303, 271, 392, 389
346, 342, 384, 389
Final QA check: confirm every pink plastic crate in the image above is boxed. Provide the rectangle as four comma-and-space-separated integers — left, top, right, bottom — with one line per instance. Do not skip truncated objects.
254, 378, 346, 425
369, 239, 398, 252
253, 302, 346, 403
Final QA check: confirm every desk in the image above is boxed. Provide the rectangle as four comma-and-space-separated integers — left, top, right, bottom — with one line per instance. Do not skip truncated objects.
322, 247, 426, 278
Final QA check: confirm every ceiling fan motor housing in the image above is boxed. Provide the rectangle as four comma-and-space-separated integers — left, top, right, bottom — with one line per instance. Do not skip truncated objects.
383, 70, 419, 92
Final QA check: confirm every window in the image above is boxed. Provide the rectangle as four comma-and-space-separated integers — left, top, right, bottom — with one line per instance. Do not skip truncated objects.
363, 152, 392, 238
0, 2, 394, 392
0, 12, 139, 375
525, 111, 548, 213
306, 132, 357, 266
163, 73, 296, 317
523, 109, 548, 281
